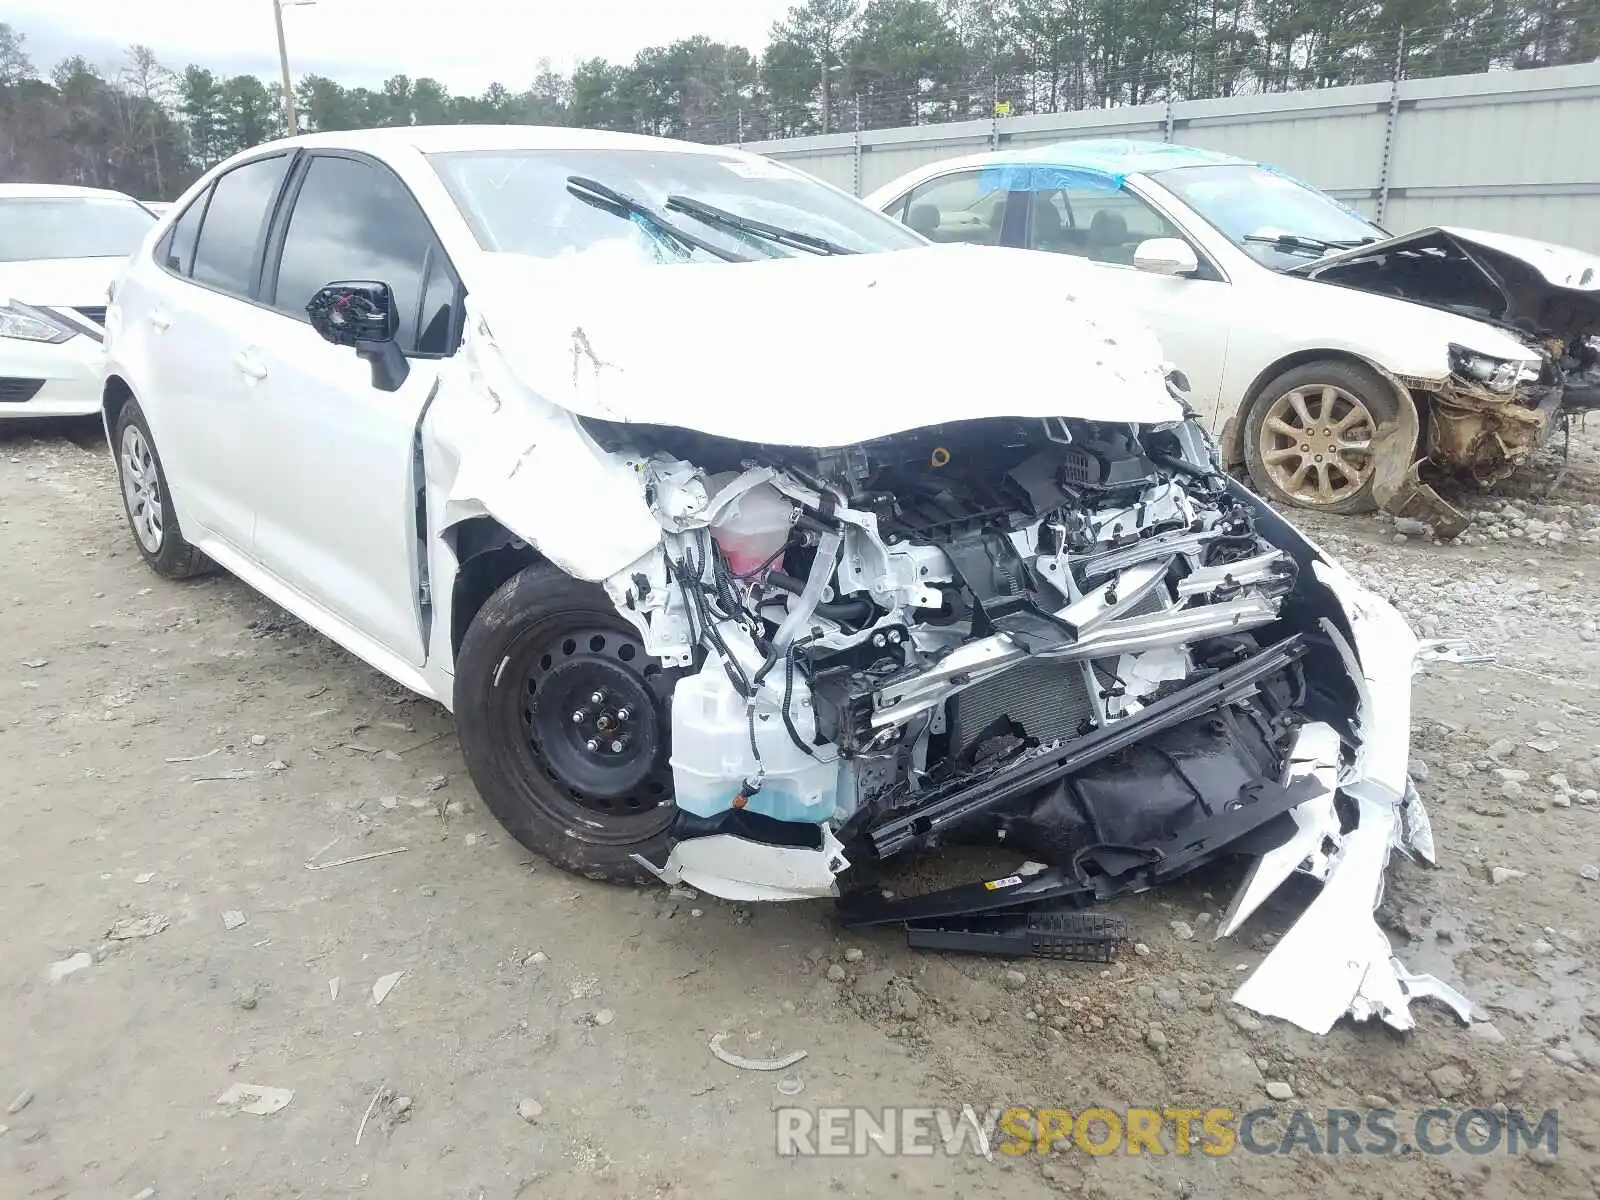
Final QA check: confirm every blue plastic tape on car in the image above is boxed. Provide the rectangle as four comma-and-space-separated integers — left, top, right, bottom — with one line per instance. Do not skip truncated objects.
977, 164, 1123, 195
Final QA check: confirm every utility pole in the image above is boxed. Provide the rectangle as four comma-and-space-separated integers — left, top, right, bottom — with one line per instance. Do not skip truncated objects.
273, 0, 297, 134
273, 0, 317, 135
820, 60, 830, 135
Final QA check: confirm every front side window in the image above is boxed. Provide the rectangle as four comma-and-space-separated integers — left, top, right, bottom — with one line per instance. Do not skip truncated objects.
1154, 163, 1384, 269
897, 172, 1006, 246
270, 155, 440, 354
428, 147, 924, 264
190, 155, 291, 296
0, 197, 156, 263
997, 167, 1183, 265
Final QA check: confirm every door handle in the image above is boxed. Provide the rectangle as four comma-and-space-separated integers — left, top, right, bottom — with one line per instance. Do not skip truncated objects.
148, 309, 171, 331
234, 351, 268, 382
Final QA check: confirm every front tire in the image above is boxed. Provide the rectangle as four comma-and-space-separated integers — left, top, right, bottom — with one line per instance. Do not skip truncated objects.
114, 399, 209, 579
1242, 360, 1398, 515
453, 564, 681, 885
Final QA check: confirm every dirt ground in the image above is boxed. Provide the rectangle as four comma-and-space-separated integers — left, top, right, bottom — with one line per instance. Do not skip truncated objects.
3, 417, 1599, 1200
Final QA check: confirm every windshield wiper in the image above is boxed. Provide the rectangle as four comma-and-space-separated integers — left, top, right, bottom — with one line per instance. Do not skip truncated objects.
565, 176, 750, 263
665, 194, 856, 256
1243, 231, 1381, 254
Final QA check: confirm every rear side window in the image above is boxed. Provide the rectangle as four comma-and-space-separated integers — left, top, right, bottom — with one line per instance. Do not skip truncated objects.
190, 155, 290, 297
159, 189, 209, 276
270, 154, 443, 355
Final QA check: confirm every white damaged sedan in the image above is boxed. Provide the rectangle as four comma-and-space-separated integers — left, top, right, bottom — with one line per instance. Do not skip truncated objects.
103, 126, 1471, 1036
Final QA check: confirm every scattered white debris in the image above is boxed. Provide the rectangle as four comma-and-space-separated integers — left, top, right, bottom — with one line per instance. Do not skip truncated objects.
305, 847, 409, 871
22, 658, 48, 669
517, 1097, 543, 1124
131, 1188, 156, 1200
7, 1090, 33, 1115
355, 1084, 387, 1146
250, 734, 267, 746
47, 952, 93, 983
378, 796, 399, 810
525, 951, 548, 966
777, 1075, 805, 1096
424, 775, 448, 791
164, 748, 220, 764
329, 977, 340, 1001
593, 1008, 615, 1027
221, 910, 248, 931
107, 914, 169, 940
216, 1083, 294, 1116
1527, 738, 1560, 753
1490, 866, 1527, 885
372, 971, 404, 1006
1580, 864, 1600, 882
133, 873, 155, 885
191, 770, 257, 783
268, 760, 288, 772
1265, 1081, 1295, 1102
708, 1033, 807, 1072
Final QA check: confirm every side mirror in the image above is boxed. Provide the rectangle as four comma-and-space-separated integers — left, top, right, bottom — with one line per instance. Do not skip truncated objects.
1132, 238, 1199, 277
306, 281, 409, 392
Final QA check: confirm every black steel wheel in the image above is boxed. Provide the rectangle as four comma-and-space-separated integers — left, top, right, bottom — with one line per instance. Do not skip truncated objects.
454, 564, 681, 884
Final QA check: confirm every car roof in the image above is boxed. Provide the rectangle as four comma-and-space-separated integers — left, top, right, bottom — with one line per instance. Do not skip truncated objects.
0, 182, 141, 201
243, 124, 753, 161
880, 138, 1254, 193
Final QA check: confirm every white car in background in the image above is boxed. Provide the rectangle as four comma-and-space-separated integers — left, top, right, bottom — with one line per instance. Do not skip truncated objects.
101, 125, 1467, 1037
867, 141, 1600, 532
0, 183, 158, 417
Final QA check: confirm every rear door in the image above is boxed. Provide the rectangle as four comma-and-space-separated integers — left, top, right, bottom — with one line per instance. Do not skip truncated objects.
130, 154, 294, 546
242, 150, 460, 667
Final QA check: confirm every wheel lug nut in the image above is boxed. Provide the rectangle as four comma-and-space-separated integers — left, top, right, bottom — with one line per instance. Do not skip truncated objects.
616, 707, 631, 722
585, 738, 600, 752
572, 710, 586, 724
610, 739, 626, 753
590, 690, 605, 705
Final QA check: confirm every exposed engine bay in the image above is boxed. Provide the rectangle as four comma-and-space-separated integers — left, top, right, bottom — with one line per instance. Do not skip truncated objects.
578, 396, 1473, 1036
1300, 225, 1600, 418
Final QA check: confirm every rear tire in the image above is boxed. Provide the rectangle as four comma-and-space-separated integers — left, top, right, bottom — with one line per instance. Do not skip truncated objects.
1242, 359, 1399, 515
453, 564, 681, 885
114, 399, 209, 579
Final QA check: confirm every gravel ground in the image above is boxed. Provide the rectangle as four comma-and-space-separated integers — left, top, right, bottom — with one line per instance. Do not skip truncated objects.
3, 418, 1599, 1200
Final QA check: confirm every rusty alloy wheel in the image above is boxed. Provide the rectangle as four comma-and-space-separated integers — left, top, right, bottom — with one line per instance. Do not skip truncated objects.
1256, 383, 1377, 507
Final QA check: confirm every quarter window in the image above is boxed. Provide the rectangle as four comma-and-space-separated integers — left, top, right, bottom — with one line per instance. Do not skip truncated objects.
270, 155, 443, 355
189, 155, 290, 296
159, 188, 209, 276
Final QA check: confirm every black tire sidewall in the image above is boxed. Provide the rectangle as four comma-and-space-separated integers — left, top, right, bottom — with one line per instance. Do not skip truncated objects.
453, 563, 677, 885
114, 399, 201, 578
1243, 359, 1400, 516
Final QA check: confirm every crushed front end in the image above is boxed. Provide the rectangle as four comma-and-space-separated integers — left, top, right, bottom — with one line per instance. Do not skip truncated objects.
587, 391, 1469, 1035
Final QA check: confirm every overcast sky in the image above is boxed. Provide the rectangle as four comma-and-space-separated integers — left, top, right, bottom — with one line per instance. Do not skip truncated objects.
7, 0, 793, 92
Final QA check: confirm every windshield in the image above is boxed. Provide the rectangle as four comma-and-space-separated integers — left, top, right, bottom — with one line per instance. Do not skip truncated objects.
0, 197, 156, 263
1153, 164, 1385, 270
428, 148, 924, 264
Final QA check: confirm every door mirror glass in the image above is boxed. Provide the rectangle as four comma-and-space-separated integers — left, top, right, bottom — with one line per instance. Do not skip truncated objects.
1132, 238, 1199, 277
307, 281, 398, 347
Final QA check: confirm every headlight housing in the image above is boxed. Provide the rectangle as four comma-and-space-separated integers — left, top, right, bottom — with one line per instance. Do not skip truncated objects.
1447, 343, 1523, 394
0, 302, 77, 345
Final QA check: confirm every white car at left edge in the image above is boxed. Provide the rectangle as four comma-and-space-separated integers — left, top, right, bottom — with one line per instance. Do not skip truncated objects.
0, 183, 158, 417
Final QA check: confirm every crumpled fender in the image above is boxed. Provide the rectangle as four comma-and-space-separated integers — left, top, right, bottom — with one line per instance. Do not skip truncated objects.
426, 305, 661, 581
1226, 559, 1474, 1034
